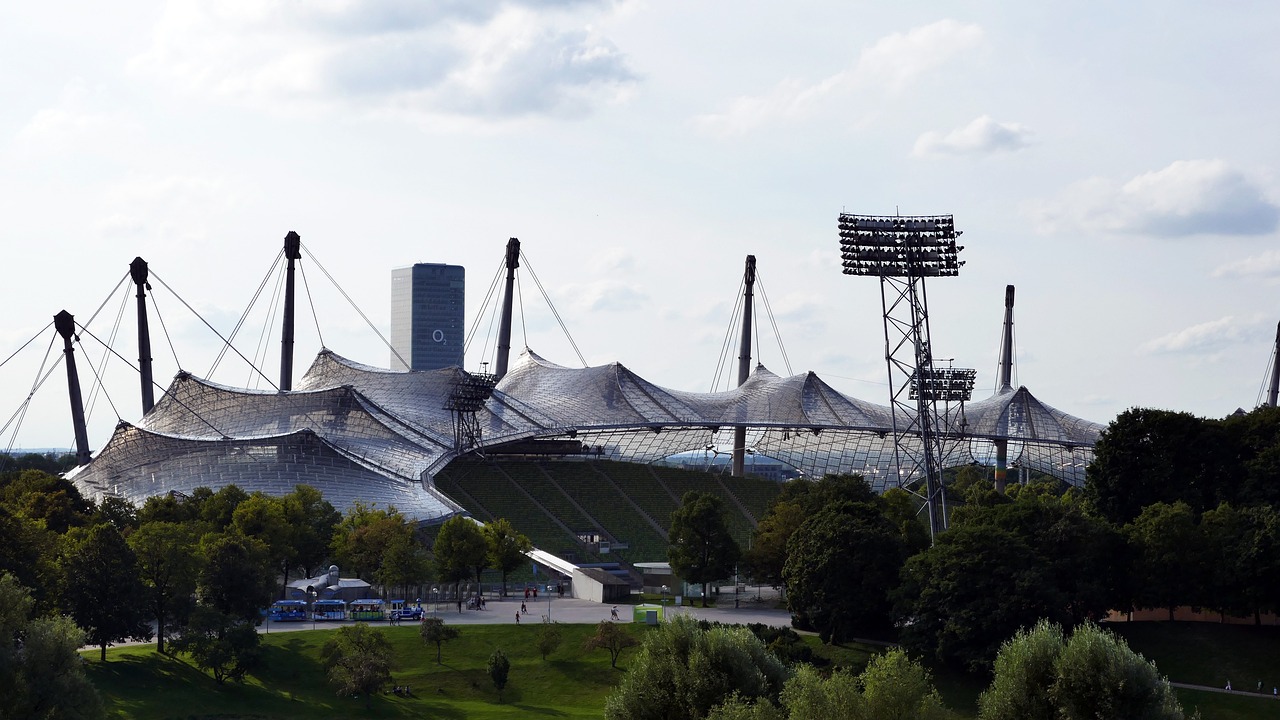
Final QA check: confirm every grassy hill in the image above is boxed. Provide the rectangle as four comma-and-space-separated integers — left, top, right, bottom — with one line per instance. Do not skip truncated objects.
84, 621, 1280, 719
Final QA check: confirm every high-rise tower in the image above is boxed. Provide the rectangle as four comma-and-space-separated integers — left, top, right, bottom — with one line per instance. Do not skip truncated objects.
390, 263, 465, 371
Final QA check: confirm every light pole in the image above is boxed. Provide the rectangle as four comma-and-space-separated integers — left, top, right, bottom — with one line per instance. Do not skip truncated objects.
309, 590, 317, 631
432, 587, 439, 614
661, 585, 668, 610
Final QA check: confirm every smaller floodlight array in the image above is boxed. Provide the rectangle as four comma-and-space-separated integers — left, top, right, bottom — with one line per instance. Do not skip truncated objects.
838, 213, 964, 277
909, 367, 977, 402
445, 372, 499, 413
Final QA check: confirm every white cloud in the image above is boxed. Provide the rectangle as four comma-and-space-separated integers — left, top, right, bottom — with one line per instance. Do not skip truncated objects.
129, 0, 635, 122
853, 19, 985, 91
694, 19, 984, 137
913, 115, 1031, 157
560, 279, 647, 313
1030, 159, 1280, 237
1213, 250, 1280, 280
12, 80, 141, 153
1141, 315, 1267, 354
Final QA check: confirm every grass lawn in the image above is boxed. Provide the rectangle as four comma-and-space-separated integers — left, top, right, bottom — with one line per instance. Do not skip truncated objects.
87, 623, 635, 719
85, 620, 1280, 719
1109, 621, 1280, 690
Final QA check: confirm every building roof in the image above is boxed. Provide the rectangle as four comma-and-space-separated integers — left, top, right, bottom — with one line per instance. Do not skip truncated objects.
69, 346, 1102, 519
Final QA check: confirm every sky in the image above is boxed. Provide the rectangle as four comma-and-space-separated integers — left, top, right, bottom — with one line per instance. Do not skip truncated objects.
3, 1, 1280, 451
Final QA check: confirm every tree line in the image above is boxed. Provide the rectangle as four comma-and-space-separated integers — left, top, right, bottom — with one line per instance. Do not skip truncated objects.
723, 404, 1280, 677
0, 455, 537, 716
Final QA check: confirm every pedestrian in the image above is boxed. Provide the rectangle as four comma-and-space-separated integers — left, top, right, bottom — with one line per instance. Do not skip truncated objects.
515, 611, 520, 624
521, 601, 527, 614
533, 586, 538, 599
610, 606, 619, 620
524, 587, 530, 600
1226, 680, 1232, 691
457, 599, 462, 614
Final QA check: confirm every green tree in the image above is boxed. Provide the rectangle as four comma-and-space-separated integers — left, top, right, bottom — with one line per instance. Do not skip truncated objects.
669, 491, 740, 607
61, 523, 151, 661
321, 623, 395, 709
374, 532, 432, 598
434, 514, 489, 591
1086, 408, 1235, 524
857, 646, 954, 720
0, 505, 57, 609
171, 605, 262, 684
197, 531, 276, 623
283, 484, 340, 578
0, 574, 105, 720
137, 491, 196, 525
420, 616, 460, 664
90, 495, 139, 533
536, 618, 563, 660
895, 523, 1066, 672
488, 648, 511, 702
783, 501, 906, 642
975, 619, 1065, 720
231, 492, 295, 597
604, 614, 789, 720
129, 520, 201, 653
0, 469, 93, 533
979, 621, 1187, 720
1123, 502, 1203, 621
193, 484, 250, 531
583, 620, 639, 668
484, 518, 533, 596
331, 501, 415, 581
1200, 503, 1280, 623
712, 651, 952, 720
741, 500, 805, 590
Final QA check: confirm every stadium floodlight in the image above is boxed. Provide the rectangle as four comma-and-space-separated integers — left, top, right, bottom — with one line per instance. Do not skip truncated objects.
837, 212, 968, 542
839, 214, 964, 277
909, 367, 977, 403
446, 371, 498, 451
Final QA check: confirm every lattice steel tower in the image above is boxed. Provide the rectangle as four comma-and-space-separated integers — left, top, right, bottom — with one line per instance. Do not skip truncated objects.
838, 213, 972, 541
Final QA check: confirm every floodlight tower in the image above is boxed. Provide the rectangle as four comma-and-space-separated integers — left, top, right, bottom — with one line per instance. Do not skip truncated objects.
838, 213, 967, 540
445, 370, 499, 452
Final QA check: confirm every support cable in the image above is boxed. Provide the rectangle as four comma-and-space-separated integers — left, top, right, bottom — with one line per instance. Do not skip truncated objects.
517, 274, 527, 354
463, 255, 506, 369
150, 270, 278, 391
84, 282, 130, 424
519, 251, 587, 368
2, 334, 59, 455
301, 247, 404, 371
0, 321, 54, 372
299, 262, 326, 350
196, 253, 281, 379
757, 275, 793, 376
73, 323, 227, 439
71, 330, 122, 425
711, 280, 745, 392
250, 268, 285, 389
148, 292, 183, 369
1257, 346, 1276, 408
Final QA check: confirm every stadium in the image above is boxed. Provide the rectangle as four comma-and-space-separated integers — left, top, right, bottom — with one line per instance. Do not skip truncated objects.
50, 231, 1103, 566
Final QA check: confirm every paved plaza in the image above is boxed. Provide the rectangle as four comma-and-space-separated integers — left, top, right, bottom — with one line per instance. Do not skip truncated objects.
261, 587, 791, 635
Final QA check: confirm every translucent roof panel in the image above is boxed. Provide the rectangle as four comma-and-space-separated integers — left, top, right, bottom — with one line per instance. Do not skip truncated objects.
70, 424, 463, 522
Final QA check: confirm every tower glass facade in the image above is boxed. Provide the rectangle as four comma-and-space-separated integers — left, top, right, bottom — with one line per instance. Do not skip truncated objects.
390, 263, 465, 371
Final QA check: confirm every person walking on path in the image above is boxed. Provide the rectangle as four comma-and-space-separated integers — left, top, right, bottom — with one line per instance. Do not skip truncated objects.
1226, 680, 1232, 691
515, 611, 520, 624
